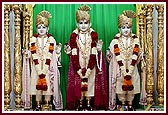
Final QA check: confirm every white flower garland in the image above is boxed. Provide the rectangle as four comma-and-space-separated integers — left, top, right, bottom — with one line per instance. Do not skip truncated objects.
113, 35, 139, 77
31, 36, 54, 76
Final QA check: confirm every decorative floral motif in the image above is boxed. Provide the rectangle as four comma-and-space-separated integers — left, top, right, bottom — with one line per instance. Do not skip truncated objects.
30, 34, 54, 91
113, 35, 139, 91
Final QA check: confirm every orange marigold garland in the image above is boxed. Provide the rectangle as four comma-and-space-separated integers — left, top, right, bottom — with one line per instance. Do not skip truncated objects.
30, 34, 54, 91
114, 35, 139, 91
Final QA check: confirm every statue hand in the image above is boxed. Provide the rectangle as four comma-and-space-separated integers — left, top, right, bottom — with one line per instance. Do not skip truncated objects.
64, 44, 71, 54
56, 43, 62, 54
22, 49, 31, 58
106, 50, 112, 63
97, 40, 103, 52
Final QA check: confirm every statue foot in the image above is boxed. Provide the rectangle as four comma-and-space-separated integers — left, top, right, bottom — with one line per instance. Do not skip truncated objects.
128, 106, 136, 111
76, 105, 83, 111
117, 105, 128, 111
41, 104, 50, 111
34, 105, 41, 111
86, 105, 93, 111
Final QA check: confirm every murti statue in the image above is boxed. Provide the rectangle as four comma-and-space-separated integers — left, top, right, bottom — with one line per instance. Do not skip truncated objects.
107, 10, 146, 111
65, 4, 108, 111
22, 10, 63, 111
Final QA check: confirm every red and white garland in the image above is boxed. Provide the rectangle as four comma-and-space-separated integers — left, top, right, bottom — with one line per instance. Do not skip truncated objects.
30, 34, 54, 91
69, 30, 98, 91
113, 34, 139, 91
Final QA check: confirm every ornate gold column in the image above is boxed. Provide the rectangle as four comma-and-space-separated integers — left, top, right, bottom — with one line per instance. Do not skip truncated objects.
13, 4, 22, 108
145, 4, 154, 106
22, 5, 31, 109
136, 4, 147, 105
137, 4, 146, 53
4, 4, 11, 109
156, 4, 164, 106
23, 7, 30, 49
22, 4, 34, 109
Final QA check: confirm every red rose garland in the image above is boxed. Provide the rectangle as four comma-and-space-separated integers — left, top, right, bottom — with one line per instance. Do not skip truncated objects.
70, 31, 98, 91
114, 35, 139, 91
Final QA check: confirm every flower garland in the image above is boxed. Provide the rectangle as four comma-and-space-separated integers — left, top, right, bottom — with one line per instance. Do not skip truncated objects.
70, 30, 98, 91
30, 34, 54, 91
113, 34, 139, 91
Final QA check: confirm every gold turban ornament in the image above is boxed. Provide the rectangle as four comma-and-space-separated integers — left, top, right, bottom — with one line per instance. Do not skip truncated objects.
36, 10, 52, 27
76, 4, 91, 23
118, 10, 136, 28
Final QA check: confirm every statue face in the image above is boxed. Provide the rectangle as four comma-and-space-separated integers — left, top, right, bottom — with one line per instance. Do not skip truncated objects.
77, 19, 90, 32
120, 24, 131, 37
36, 24, 48, 36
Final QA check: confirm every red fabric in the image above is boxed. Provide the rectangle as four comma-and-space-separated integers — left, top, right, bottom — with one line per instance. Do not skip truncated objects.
94, 53, 108, 110
66, 55, 81, 110
66, 52, 108, 110
66, 32, 108, 110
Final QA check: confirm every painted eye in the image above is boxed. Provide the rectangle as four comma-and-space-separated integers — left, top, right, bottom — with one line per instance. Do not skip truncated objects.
84, 22, 88, 24
121, 26, 125, 29
37, 26, 41, 29
127, 26, 130, 29
79, 22, 83, 24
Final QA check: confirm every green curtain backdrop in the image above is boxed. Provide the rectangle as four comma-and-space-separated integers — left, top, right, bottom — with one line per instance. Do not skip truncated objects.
33, 4, 136, 109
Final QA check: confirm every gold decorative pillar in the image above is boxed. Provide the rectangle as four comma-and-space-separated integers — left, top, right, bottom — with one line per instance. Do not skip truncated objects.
22, 4, 34, 109
4, 4, 11, 109
145, 4, 154, 106
156, 4, 164, 106
22, 5, 31, 109
26, 4, 34, 40
137, 4, 146, 53
23, 8, 30, 49
136, 4, 147, 105
13, 4, 22, 108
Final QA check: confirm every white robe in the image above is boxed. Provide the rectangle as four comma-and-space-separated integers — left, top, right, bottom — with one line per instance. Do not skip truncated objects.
108, 33, 145, 110
26, 36, 63, 109
73, 28, 96, 97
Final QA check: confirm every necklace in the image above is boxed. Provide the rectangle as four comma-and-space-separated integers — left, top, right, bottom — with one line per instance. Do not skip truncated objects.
119, 36, 133, 69
113, 34, 139, 91
77, 33, 91, 61
79, 33, 86, 45
113, 35, 139, 77
96, 51, 102, 74
30, 36, 54, 76
71, 31, 97, 71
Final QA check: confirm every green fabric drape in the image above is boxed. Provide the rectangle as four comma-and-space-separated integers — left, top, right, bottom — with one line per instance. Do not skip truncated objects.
33, 4, 137, 110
